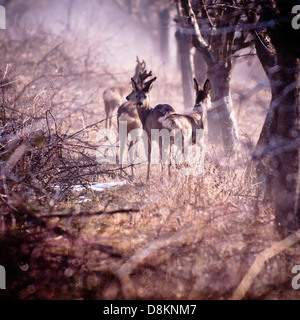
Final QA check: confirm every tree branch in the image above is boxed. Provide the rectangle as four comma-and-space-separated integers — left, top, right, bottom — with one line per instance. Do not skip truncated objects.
179, 0, 215, 67
230, 229, 300, 300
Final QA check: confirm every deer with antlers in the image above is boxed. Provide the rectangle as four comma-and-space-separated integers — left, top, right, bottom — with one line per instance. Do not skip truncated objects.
103, 57, 146, 129
129, 76, 176, 180
130, 76, 210, 180
117, 70, 153, 178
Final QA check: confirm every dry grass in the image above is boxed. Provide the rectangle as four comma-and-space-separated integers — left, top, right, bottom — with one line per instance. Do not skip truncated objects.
2, 143, 300, 300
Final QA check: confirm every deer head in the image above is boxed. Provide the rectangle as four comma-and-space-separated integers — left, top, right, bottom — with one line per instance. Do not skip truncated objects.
130, 76, 157, 108
193, 78, 211, 115
126, 70, 153, 101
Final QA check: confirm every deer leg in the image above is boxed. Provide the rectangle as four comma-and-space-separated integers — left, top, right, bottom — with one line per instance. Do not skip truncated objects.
104, 100, 110, 130
146, 139, 151, 181
128, 140, 135, 179
159, 138, 165, 180
168, 140, 172, 177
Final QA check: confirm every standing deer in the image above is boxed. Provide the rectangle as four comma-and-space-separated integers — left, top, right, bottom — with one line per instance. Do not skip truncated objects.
161, 78, 210, 173
129, 76, 175, 180
103, 57, 146, 129
117, 70, 153, 178
161, 78, 210, 143
130, 77, 210, 180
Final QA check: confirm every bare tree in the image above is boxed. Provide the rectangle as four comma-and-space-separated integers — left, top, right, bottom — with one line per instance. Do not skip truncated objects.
177, 0, 254, 153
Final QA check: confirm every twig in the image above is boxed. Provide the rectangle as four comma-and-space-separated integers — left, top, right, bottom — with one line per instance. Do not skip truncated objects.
67, 118, 107, 139
230, 229, 300, 300
64, 143, 97, 150
37, 41, 64, 66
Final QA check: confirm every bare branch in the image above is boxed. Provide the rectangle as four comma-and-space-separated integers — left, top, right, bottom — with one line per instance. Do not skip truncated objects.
230, 229, 300, 300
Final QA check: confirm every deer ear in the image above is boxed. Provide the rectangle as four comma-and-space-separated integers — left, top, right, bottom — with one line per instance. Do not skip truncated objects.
193, 78, 201, 93
143, 77, 157, 93
131, 77, 141, 92
203, 79, 211, 94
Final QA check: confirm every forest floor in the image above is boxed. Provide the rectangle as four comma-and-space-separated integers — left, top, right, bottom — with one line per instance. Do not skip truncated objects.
1, 79, 300, 300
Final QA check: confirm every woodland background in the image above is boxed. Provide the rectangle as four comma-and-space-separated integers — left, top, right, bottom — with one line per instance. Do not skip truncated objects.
0, 0, 299, 299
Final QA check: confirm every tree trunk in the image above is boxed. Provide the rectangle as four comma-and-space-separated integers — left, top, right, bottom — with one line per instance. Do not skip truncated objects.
268, 54, 300, 232
158, 8, 170, 62
193, 49, 207, 85
256, 0, 300, 233
207, 64, 240, 154
251, 30, 279, 199
175, 28, 194, 111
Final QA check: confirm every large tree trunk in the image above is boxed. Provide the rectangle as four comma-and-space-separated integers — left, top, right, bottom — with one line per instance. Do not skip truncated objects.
251, 30, 279, 199
175, 28, 194, 111
256, 0, 300, 233
268, 54, 300, 232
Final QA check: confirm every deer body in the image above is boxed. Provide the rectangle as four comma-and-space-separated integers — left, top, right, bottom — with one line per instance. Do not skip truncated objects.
161, 79, 210, 171
130, 77, 175, 180
103, 86, 130, 129
117, 101, 142, 133
117, 70, 154, 178
162, 113, 203, 144
161, 79, 210, 144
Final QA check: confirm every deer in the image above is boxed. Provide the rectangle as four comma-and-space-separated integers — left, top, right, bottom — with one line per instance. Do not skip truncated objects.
116, 70, 153, 178
161, 78, 210, 144
130, 77, 211, 180
129, 76, 176, 180
103, 56, 146, 129
160, 78, 211, 173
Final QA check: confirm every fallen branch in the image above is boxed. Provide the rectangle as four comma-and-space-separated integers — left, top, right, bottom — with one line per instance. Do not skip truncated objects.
35, 208, 140, 219
116, 222, 204, 299
230, 229, 300, 300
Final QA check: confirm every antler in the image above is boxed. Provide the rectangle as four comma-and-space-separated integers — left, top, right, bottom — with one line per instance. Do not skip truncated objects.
141, 59, 146, 69
137, 70, 153, 86
132, 57, 147, 82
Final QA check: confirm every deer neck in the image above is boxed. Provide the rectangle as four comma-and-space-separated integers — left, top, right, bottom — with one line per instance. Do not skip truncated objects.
192, 112, 202, 123
194, 111, 204, 130
136, 103, 152, 127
